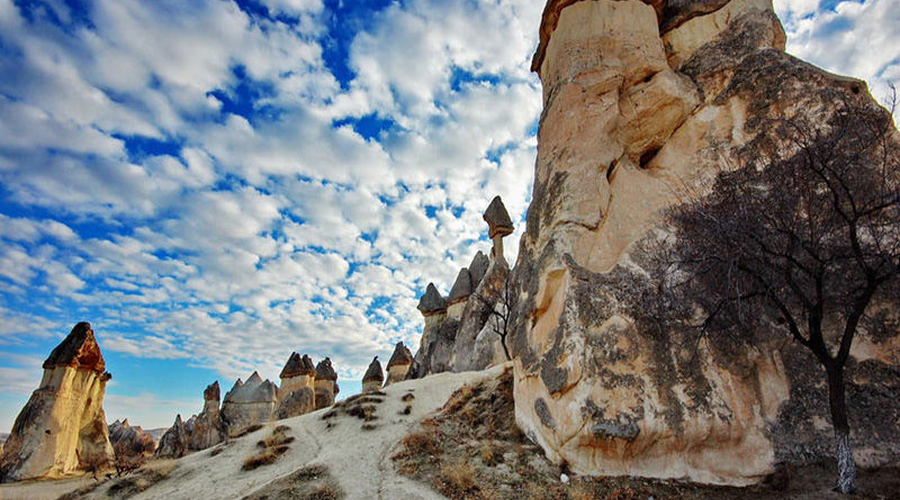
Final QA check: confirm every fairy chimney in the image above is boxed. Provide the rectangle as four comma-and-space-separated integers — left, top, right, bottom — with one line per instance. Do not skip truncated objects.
314, 357, 339, 409
362, 357, 384, 393
483, 196, 514, 261
385, 342, 414, 385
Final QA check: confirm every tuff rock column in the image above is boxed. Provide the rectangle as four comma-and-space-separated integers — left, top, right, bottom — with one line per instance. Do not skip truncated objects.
0, 322, 114, 481
314, 358, 339, 409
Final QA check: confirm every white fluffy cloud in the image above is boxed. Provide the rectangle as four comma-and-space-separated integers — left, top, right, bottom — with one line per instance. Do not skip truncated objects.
0, 0, 893, 431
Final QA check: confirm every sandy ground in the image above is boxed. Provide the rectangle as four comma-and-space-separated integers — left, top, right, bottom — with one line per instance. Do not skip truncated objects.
5, 364, 508, 500
0, 475, 95, 500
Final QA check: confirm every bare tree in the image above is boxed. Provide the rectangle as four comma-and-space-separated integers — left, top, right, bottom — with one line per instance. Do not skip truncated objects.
659, 97, 899, 493
475, 278, 514, 361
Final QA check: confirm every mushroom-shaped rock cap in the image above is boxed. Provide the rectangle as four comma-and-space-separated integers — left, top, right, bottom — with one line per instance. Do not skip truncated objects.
43, 321, 106, 373
417, 283, 447, 315
387, 342, 413, 368
204, 381, 220, 402
483, 196, 514, 239
280, 352, 317, 379
315, 357, 338, 381
468, 251, 490, 287
448, 268, 473, 303
362, 356, 384, 383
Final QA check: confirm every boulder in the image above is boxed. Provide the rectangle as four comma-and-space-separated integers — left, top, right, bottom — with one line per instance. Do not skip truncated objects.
0, 322, 115, 481
155, 415, 188, 459
385, 342, 413, 385
509, 0, 898, 486
221, 372, 278, 437
314, 358, 339, 410
362, 357, 384, 393
187, 381, 225, 451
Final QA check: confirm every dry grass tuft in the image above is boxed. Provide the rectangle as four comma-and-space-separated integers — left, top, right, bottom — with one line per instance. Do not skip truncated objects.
401, 392, 415, 402
232, 424, 264, 438
104, 459, 177, 498
437, 458, 477, 496
240, 464, 344, 500
242, 426, 293, 471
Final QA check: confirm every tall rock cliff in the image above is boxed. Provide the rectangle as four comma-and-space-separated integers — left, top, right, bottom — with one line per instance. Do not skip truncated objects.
0, 322, 115, 481
508, 0, 899, 486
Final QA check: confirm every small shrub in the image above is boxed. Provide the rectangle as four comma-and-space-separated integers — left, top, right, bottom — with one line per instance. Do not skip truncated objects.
233, 424, 264, 438
242, 445, 290, 471
402, 393, 415, 402
399, 405, 412, 415
437, 459, 477, 496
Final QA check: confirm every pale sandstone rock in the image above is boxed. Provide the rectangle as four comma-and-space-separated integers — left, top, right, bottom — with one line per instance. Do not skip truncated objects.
314, 358, 339, 410
509, 0, 899, 487
221, 372, 277, 437
187, 381, 225, 451
385, 342, 413, 385
0, 322, 114, 481
409, 284, 456, 379
362, 357, 384, 393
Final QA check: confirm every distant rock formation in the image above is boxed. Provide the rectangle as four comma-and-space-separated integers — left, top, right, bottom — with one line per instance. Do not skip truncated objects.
187, 382, 226, 451
409, 197, 514, 378
109, 419, 156, 461
314, 358, 339, 409
385, 342, 413, 385
222, 372, 278, 437
275, 353, 316, 419
506, 0, 900, 486
155, 414, 188, 458
362, 357, 384, 393
0, 322, 115, 481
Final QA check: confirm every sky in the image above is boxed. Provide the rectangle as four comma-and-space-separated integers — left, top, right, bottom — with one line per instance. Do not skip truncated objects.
0, 0, 897, 432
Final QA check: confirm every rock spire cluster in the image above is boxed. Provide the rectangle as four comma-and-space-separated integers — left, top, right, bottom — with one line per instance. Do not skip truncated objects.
407, 196, 514, 378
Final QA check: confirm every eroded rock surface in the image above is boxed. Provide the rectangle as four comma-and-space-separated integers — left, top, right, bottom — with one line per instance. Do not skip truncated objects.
109, 419, 156, 461
314, 358, 339, 409
0, 322, 115, 481
187, 382, 226, 451
509, 0, 899, 486
276, 353, 317, 419
155, 415, 188, 458
385, 342, 413, 386
221, 372, 278, 437
362, 357, 384, 393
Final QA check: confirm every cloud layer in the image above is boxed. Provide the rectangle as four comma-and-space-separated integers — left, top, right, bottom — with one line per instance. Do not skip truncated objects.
0, 0, 893, 429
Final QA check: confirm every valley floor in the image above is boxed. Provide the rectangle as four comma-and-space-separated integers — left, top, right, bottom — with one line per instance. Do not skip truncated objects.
1, 363, 897, 500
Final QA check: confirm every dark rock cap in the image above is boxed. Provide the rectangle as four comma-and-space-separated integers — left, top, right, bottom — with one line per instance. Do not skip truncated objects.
387, 342, 413, 368
483, 196, 514, 239
204, 381, 220, 402
315, 357, 338, 381
417, 283, 447, 315
280, 352, 317, 379
42, 321, 106, 373
363, 356, 384, 383
447, 268, 473, 303
468, 251, 490, 287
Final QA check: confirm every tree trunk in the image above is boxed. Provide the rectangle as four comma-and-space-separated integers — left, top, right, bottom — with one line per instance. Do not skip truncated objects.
826, 364, 856, 494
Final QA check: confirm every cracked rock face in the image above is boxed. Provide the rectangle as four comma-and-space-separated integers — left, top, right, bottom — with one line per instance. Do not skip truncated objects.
222, 372, 278, 437
509, 0, 898, 486
0, 322, 114, 481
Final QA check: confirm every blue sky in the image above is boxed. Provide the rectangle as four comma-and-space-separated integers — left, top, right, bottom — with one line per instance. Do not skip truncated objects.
0, 0, 897, 431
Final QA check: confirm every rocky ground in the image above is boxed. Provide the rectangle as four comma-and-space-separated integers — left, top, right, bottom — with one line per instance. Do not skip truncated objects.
1, 364, 897, 500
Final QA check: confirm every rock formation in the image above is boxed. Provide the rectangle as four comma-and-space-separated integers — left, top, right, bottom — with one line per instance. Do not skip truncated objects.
0, 322, 115, 481
187, 382, 226, 451
385, 342, 413, 385
155, 415, 188, 458
221, 372, 278, 437
314, 358, 339, 409
506, 0, 900, 486
362, 357, 384, 393
409, 197, 516, 378
483, 196, 514, 261
108, 419, 156, 461
275, 353, 317, 419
